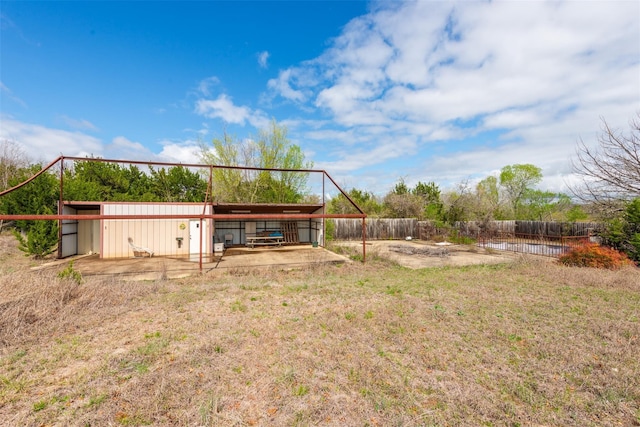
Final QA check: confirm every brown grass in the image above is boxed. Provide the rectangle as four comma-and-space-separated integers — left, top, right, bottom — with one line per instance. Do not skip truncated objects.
1, 235, 639, 426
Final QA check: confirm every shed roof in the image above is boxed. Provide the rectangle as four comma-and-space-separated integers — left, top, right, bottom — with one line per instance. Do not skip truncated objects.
213, 203, 323, 215
63, 201, 323, 216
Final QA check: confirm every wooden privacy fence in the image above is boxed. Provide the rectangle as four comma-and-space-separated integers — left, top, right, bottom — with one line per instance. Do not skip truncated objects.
514, 221, 600, 237
331, 218, 455, 240
331, 218, 417, 240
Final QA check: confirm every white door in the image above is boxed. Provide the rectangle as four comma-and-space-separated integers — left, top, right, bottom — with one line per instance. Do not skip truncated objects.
189, 220, 206, 254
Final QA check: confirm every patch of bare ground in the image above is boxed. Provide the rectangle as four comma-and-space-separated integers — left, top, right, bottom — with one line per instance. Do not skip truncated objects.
332, 239, 520, 268
0, 236, 639, 426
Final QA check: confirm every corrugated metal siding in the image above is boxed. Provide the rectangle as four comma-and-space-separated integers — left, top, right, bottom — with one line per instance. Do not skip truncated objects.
77, 210, 99, 254
102, 203, 212, 258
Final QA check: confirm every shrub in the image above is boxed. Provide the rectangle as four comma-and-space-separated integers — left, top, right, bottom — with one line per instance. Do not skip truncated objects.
325, 219, 335, 241
13, 215, 58, 259
599, 198, 640, 265
57, 261, 83, 284
558, 242, 633, 269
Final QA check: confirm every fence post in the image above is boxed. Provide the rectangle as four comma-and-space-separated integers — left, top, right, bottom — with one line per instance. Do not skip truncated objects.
362, 217, 366, 263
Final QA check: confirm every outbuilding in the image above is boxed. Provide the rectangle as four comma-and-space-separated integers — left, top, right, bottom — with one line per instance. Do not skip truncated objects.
60, 201, 325, 259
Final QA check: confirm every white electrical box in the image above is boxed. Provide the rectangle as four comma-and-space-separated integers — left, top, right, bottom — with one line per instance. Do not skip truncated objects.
214, 243, 224, 253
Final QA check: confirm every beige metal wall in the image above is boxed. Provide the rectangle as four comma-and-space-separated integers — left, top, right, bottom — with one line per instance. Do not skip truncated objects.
312, 206, 324, 245
101, 203, 212, 258
77, 210, 100, 254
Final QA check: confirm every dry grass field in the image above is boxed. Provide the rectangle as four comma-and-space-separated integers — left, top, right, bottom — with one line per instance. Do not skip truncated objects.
1, 234, 639, 426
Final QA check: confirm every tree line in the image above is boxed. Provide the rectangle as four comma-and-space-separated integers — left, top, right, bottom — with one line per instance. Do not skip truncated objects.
328, 163, 587, 224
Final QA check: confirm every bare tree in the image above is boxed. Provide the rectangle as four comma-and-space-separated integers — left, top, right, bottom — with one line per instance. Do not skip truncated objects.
199, 121, 312, 203
0, 139, 29, 190
0, 140, 30, 231
571, 114, 640, 209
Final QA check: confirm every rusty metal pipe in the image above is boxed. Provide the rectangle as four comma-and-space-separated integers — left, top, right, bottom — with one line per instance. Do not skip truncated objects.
61, 155, 327, 174
0, 213, 366, 221
322, 171, 365, 215
0, 156, 63, 197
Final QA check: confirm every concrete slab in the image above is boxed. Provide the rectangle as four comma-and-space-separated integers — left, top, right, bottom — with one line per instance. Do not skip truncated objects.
38, 244, 350, 280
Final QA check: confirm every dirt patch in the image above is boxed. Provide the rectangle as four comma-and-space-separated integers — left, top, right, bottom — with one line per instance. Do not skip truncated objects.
334, 239, 519, 268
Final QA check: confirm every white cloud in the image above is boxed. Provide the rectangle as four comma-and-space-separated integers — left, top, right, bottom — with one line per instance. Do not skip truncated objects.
257, 51, 270, 68
268, 0, 639, 193
0, 116, 103, 162
57, 115, 99, 132
267, 69, 308, 103
194, 94, 270, 129
157, 141, 201, 164
197, 76, 220, 97
1, 117, 208, 170
106, 137, 202, 165
195, 95, 251, 124
109, 136, 146, 154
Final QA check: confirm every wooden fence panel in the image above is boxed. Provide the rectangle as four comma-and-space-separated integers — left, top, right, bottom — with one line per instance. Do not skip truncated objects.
331, 218, 417, 240
514, 221, 600, 237
455, 221, 516, 236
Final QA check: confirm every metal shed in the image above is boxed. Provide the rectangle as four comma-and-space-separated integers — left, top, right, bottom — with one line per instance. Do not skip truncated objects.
60, 201, 325, 260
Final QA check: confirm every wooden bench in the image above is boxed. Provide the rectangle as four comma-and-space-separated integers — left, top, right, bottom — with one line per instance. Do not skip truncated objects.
246, 235, 284, 248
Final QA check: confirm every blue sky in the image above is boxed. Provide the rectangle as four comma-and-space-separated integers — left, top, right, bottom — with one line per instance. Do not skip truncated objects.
1, 0, 639, 197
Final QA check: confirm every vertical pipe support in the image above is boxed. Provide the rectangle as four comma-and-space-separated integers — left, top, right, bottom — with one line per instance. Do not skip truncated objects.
57, 158, 64, 259
322, 173, 326, 247
199, 217, 203, 273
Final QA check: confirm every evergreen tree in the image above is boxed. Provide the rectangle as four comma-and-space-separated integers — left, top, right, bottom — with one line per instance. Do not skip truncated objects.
0, 164, 59, 258
13, 206, 58, 258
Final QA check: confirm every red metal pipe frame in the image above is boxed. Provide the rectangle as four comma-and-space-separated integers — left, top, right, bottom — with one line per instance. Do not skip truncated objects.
0, 156, 63, 197
198, 167, 214, 272
322, 174, 326, 248
322, 171, 365, 215
58, 160, 64, 259
61, 155, 328, 174
0, 213, 366, 221
0, 155, 368, 263
1, 156, 363, 214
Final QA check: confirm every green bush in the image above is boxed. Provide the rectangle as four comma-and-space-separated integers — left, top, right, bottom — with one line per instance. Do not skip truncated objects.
325, 219, 335, 241
57, 261, 83, 284
13, 211, 58, 259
